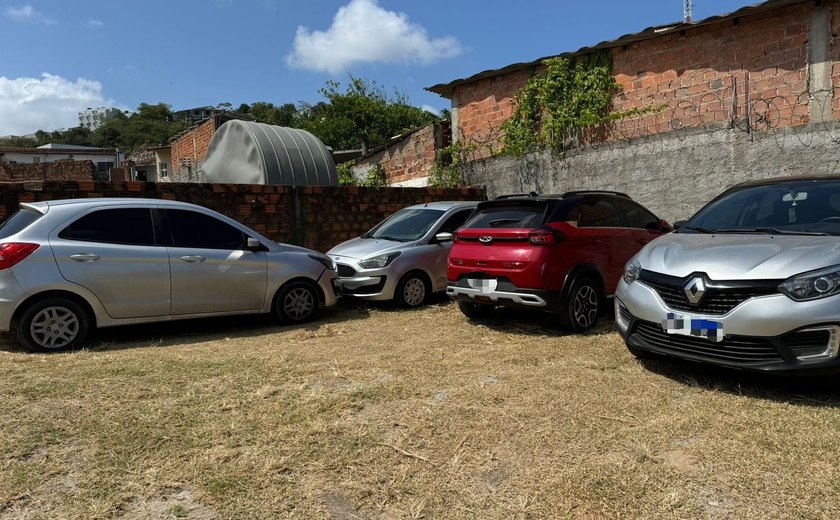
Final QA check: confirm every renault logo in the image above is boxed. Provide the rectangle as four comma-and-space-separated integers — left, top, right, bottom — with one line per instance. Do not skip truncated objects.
684, 277, 706, 305
479, 236, 493, 243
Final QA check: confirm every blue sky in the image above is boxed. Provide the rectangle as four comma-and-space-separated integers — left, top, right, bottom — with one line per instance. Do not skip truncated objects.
1, 0, 754, 135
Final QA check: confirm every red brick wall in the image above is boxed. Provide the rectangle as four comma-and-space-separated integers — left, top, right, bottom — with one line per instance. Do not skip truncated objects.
451, 1, 830, 159
354, 123, 446, 185
170, 118, 216, 181
0, 181, 485, 253
0, 161, 94, 182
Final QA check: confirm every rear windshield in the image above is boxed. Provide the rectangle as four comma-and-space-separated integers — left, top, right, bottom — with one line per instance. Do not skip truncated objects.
463, 205, 545, 229
0, 208, 43, 239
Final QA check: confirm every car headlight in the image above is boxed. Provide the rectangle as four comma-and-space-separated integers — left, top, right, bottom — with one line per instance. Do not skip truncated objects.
623, 258, 641, 284
779, 265, 840, 301
308, 253, 336, 271
359, 252, 401, 269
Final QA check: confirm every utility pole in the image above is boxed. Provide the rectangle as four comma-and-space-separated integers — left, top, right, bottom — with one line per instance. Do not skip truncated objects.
684, 0, 693, 23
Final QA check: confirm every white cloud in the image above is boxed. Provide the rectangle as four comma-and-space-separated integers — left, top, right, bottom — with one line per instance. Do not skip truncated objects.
4, 4, 56, 25
84, 18, 103, 28
0, 74, 120, 135
286, 0, 461, 74
421, 105, 441, 116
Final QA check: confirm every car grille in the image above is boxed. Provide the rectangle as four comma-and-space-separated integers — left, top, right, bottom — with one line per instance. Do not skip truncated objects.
337, 264, 356, 277
639, 270, 780, 315
786, 329, 832, 358
632, 320, 783, 364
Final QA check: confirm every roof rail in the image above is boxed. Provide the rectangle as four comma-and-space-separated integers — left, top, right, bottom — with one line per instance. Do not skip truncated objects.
494, 191, 539, 200
560, 190, 631, 199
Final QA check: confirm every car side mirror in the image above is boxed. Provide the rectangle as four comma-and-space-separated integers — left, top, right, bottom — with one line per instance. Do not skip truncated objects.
659, 219, 673, 232
433, 232, 454, 243
245, 237, 264, 251
672, 220, 686, 231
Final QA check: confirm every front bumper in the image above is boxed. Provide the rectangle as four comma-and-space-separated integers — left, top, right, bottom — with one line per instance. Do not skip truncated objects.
318, 270, 341, 308
615, 278, 840, 373
330, 260, 396, 301
446, 277, 559, 310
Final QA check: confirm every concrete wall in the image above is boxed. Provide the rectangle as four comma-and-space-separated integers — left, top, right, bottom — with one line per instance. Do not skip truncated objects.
461, 121, 840, 223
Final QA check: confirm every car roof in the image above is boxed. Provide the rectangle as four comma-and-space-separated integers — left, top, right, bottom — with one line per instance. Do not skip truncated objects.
403, 200, 480, 211
21, 197, 211, 214
729, 175, 840, 190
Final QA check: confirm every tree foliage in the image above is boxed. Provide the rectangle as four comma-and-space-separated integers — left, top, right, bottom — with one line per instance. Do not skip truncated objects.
502, 54, 623, 157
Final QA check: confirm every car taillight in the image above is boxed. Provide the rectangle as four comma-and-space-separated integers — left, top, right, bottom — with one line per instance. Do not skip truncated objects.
528, 227, 565, 246
0, 243, 39, 270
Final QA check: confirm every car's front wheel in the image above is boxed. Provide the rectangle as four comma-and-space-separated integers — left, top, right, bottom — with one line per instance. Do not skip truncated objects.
396, 272, 430, 308
17, 297, 91, 352
275, 281, 320, 324
560, 277, 602, 332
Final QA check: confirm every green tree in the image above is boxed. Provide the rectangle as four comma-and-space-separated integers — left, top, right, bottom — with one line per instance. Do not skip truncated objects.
297, 77, 438, 151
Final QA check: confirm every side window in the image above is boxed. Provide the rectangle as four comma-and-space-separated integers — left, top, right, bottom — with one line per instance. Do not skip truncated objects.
166, 209, 246, 250
575, 199, 622, 228
59, 208, 156, 246
613, 200, 660, 229
438, 209, 474, 234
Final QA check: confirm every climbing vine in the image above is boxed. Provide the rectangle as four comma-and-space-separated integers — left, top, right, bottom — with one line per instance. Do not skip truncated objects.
336, 161, 356, 185
502, 53, 651, 157
361, 163, 386, 187
429, 141, 474, 188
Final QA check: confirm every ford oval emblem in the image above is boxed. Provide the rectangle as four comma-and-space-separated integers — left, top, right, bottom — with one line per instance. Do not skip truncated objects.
479, 236, 492, 243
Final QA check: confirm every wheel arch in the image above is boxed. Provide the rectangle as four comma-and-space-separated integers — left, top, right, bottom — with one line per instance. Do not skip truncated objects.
394, 268, 432, 297
271, 277, 324, 313
11, 290, 98, 331
560, 264, 606, 301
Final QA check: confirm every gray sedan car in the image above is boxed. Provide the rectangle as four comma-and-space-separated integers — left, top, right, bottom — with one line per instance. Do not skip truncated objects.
327, 201, 477, 307
0, 198, 339, 352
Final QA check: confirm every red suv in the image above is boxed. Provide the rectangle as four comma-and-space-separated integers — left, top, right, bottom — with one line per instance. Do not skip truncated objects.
447, 192, 670, 331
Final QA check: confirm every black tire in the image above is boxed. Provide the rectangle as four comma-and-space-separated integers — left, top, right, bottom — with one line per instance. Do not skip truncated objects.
457, 300, 495, 319
395, 272, 430, 308
275, 281, 320, 325
559, 277, 603, 332
17, 297, 90, 352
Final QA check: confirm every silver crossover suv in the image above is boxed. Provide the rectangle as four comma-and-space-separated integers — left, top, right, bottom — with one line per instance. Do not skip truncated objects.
327, 201, 477, 307
0, 198, 338, 352
616, 176, 840, 374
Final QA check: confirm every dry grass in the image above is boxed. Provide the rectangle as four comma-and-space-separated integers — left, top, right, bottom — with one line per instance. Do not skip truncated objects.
1, 300, 839, 519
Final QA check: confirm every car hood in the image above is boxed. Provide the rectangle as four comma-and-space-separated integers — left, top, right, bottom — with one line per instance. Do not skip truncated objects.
327, 236, 409, 261
636, 233, 840, 280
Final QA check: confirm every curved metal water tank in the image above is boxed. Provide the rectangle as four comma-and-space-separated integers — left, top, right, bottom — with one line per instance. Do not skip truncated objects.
201, 120, 337, 185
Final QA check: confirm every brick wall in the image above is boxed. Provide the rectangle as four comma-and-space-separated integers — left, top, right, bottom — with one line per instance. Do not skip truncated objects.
0, 161, 94, 182
450, 0, 835, 160
170, 118, 216, 182
353, 123, 449, 186
0, 181, 485, 253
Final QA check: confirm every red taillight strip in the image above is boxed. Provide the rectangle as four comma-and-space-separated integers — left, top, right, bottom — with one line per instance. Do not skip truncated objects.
0, 243, 40, 270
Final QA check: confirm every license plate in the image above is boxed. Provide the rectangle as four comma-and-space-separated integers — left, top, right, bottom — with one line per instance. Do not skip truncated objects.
662, 312, 724, 342
467, 278, 498, 294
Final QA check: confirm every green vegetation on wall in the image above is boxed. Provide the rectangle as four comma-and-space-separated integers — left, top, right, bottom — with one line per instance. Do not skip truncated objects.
502, 54, 647, 157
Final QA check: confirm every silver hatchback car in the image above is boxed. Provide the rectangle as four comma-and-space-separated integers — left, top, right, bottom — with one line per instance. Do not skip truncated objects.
327, 201, 478, 307
616, 176, 840, 374
0, 198, 339, 352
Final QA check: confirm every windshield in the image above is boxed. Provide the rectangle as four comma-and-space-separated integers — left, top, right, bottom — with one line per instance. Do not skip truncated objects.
684, 180, 840, 236
364, 208, 445, 242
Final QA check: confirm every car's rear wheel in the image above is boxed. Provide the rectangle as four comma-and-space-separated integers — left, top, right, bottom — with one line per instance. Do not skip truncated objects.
396, 272, 430, 308
457, 300, 495, 320
17, 298, 90, 352
560, 277, 602, 332
275, 281, 320, 324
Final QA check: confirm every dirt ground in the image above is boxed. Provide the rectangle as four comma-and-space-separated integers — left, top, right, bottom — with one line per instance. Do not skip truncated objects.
1, 299, 838, 519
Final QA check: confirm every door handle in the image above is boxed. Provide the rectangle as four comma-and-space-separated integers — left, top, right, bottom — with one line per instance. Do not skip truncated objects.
69, 253, 100, 262
180, 255, 206, 263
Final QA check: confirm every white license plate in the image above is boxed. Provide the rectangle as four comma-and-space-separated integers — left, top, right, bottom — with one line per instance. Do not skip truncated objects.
662, 312, 724, 342
467, 278, 498, 294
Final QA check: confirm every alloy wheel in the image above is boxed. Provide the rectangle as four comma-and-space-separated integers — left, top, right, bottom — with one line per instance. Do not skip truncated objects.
572, 285, 599, 328
283, 287, 315, 321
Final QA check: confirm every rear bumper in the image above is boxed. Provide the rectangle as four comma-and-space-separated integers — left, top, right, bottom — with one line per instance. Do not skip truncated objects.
0, 271, 27, 332
446, 277, 560, 310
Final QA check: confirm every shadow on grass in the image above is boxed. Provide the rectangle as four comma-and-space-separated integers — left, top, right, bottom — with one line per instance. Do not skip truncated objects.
457, 305, 615, 338
637, 355, 840, 407
0, 299, 374, 354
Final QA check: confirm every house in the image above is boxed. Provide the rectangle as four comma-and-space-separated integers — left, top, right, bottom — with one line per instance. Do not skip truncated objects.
172, 106, 219, 123
0, 144, 124, 181
424, 0, 840, 220
78, 107, 127, 130
128, 145, 171, 182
